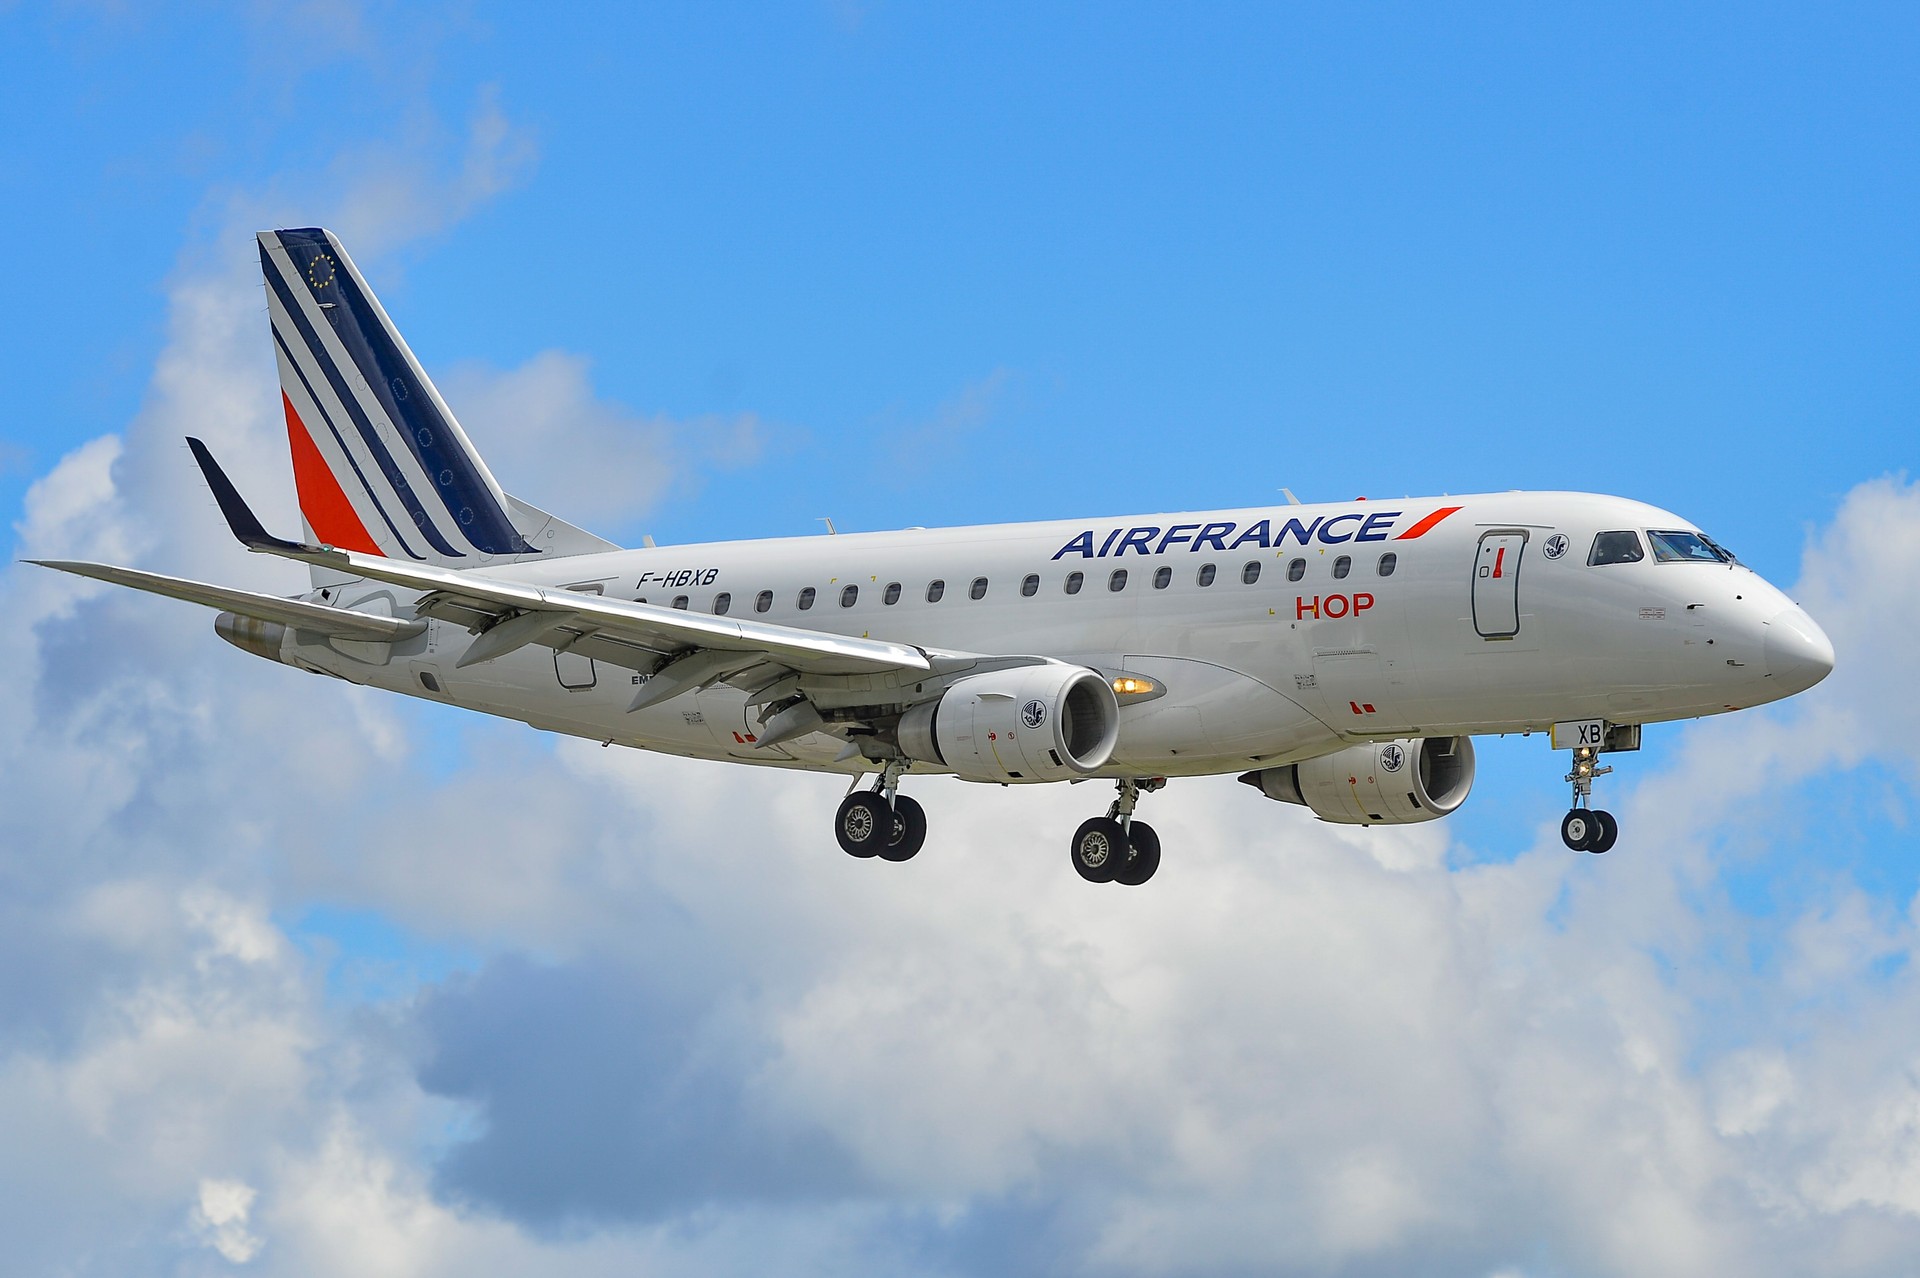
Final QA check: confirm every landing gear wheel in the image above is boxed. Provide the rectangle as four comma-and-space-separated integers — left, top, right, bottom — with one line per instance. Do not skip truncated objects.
836, 792, 892, 858
1561, 809, 1598, 852
1587, 810, 1618, 854
1114, 821, 1161, 886
1071, 817, 1128, 883
878, 795, 928, 862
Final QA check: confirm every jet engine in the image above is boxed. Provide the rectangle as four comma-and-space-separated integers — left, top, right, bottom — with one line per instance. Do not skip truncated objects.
898, 664, 1120, 783
1240, 736, 1475, 825
215, 611, 289, 664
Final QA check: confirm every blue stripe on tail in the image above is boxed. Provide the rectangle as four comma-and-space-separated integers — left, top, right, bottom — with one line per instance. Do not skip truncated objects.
260, 246, 463, 557
270, 326, 426, 561
267, 229, 535, 558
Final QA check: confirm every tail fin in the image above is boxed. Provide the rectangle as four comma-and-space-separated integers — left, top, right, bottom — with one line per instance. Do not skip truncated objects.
257, 228, 615, 569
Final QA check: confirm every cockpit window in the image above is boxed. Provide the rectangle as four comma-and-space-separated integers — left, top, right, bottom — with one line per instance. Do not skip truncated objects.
1648, 529, 1734, 564
1588, 531, 1645, 566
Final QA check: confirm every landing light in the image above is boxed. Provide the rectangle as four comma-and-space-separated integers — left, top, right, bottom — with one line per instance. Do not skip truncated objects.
1112, 676, 1157, 697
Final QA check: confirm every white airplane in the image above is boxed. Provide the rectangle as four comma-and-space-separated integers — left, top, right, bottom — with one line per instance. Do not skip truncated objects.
34, 228, 1836, 884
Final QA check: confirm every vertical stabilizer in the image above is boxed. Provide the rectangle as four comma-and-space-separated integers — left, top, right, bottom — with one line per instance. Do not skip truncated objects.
257, 228, 614, 574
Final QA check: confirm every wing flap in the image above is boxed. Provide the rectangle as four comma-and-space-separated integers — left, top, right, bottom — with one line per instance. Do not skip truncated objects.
29, 560, 425, 642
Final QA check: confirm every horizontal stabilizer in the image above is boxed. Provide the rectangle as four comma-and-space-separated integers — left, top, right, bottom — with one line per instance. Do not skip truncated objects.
29, 559, 424, 642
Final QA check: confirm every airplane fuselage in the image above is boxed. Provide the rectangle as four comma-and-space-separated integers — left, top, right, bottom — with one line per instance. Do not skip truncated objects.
46, 226, 1836, 875
289, 489, 1828, 781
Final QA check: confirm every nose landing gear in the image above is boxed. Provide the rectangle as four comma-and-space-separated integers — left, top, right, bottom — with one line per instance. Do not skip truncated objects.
1561, 746, 1618, 853
1070, 778, 1165, 885
834, 761, 927, 862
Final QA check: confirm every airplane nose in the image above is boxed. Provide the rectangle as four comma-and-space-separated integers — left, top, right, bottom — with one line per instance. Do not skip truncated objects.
1763, 606, 1835, 696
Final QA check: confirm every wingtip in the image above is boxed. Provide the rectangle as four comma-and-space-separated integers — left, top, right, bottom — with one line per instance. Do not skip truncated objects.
186, 437, 305, 553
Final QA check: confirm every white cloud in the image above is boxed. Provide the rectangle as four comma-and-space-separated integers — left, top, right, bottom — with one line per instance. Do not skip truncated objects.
879, 368, 1016, 482
439, 350, 768, 533
323, 83, 538, 259
9, 32, 1920, 1273
192, 1177, 264, 1264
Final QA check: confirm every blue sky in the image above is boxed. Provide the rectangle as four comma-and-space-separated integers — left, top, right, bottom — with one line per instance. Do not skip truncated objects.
3, 4, 1919, 1276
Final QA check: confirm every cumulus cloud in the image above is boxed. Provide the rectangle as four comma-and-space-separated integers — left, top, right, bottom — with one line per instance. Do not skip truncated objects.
878, 368, 1017, 482
192, 1177, 264, 1263
10, 31, 1920, 1273
13, 396, 1920, 1276
439, 350, 769, 533
322, 83, 538, 259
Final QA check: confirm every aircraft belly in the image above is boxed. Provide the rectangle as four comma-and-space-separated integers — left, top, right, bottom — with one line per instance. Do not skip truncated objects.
1108, 656, 1334, 769
691, 686, 800, 761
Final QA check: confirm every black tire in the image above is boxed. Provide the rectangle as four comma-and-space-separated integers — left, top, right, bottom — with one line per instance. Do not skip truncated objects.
836, 792, 891, 858
878, 795, 928, 862
1560, 809, 1597, 852
1114, 821, 1161, 886
1071, 817, 1128, 883
1588, 810, 1619, 854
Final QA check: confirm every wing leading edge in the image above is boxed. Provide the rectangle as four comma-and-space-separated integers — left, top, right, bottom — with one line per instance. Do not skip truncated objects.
28, 558, 424, 642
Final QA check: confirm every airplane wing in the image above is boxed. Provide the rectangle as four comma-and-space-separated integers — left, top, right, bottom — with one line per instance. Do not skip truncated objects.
183, 437, 937, 686
275, 546, 929, 678
28, 558, 425, 642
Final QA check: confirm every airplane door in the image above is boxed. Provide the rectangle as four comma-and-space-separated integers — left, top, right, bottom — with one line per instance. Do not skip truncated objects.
1472, 530, 1527, 639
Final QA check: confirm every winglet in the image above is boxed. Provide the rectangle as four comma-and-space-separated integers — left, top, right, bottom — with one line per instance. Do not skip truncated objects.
186, 437, 309, 553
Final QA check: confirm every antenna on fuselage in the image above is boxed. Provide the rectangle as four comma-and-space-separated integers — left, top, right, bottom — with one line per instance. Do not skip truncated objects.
1280, 488, 1303, 506
818, 517, 838, 535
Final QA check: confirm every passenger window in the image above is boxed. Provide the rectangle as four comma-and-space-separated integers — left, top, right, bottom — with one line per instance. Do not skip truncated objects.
1332, 555, 1351, 580
927, 579, 945, 603
883, 581, 902, 605
1021, 573, 1040, 597
1286, 558, 1305, 582
1377, 552, 1397, 577
1153, 566, 1172, 589
970, 577, 989, 600
1242, 560, 1262, 585
1197, 563, 1216, 587
1588, 531, 1645, 566
798, 586, 817, 610
712, 592, 732, 615
840, 585, 858, 608
672, 595, 689, 610
1065, 571, 1084, 595
754, 590, 773, 613
1109, 569, 1128, 592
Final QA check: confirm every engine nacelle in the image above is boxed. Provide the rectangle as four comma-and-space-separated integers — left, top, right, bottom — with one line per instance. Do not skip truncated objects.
1241, 736, 1475, 825
214, 611, 290, 664
899, 664, 1120, 783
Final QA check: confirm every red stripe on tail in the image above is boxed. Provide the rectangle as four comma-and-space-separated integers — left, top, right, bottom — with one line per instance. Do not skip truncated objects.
283, 393, 384, 556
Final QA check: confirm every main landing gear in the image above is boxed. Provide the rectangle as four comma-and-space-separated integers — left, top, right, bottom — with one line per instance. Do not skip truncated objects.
1560, 745, 1619, 854
1071, 778, 1165, 886
835, 762, 927, 862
